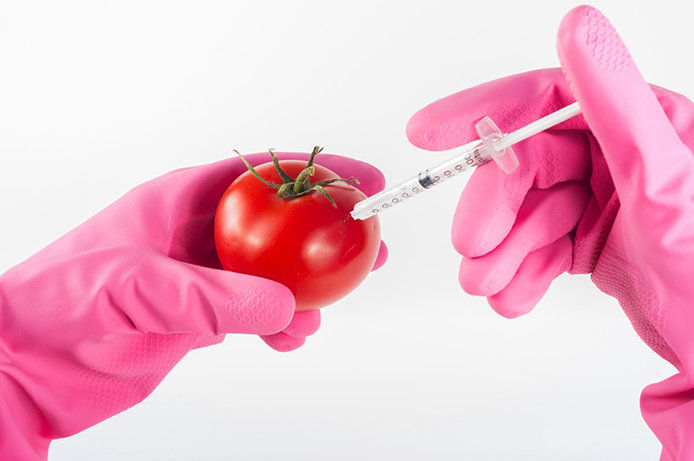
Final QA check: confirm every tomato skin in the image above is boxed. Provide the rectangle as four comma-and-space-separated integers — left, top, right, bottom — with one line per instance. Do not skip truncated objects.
214, 160, 381, 311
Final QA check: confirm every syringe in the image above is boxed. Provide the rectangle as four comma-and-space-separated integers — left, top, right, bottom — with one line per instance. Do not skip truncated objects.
350, 102, 582, 220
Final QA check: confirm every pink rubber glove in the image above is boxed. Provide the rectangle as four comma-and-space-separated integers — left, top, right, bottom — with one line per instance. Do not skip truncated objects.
407, 6, 694, 460
0, 152, 387, 460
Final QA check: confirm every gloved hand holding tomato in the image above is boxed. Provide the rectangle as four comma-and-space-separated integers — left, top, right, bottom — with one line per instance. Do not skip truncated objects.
0, 150, 387, 460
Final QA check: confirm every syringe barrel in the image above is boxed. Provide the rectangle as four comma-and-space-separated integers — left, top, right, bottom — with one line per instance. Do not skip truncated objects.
350, 141, 492, 220
419, 141, 489, 188
349, 102, 583, 221
350, 176, 425, 220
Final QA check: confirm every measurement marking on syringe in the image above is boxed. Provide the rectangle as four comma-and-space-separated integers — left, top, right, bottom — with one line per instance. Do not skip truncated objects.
350, 102, 583, 221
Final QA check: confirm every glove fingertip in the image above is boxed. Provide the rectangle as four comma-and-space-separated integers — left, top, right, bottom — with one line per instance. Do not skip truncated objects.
451, 164, 519, 258
283, 309, 321, 337
405, 108, 432, 150
488, 293, 537, 319
486, 236, 573, 319
372, 241, 388, 271
354, 163, 386, 197
224, 276, 296, 335
406, 105, 468, 152
260, 332, 306, 352
459, 257, 505, 297
316, 154, 386, 196
452, 221, 499, 259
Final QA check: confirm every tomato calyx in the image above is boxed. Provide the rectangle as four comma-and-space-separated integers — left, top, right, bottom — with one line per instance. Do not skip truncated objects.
234, 146, 360, 208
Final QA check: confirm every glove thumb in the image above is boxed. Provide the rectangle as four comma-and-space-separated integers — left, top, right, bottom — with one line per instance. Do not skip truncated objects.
115, 254, 296, 336
557, 6, 694, 219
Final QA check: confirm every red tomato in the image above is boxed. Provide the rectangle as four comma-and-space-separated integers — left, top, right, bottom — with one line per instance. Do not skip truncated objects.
214, 159, 381, 311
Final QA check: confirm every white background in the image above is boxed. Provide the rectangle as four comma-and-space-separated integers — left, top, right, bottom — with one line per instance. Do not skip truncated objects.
1, 0, 692, 459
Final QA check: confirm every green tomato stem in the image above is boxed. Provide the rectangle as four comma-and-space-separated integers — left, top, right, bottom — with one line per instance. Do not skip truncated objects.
234, 146, 358, 208
268, 148, 295, 184
233, 150, 281, 189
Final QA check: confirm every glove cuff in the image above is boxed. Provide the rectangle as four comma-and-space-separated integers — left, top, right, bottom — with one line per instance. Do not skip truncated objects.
0, 283, 50, 461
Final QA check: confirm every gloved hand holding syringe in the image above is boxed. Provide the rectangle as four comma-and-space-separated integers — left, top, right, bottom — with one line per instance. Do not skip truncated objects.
351, 102, 582, 220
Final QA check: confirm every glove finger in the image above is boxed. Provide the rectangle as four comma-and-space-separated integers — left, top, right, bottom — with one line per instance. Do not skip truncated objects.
204, 151, 386, 197
260, 332, 306, 352
120, 255, 295, 336
151, 152, 296, 194
459, 182, 590, 296
282, 309, 321, 338
404, 68, 590, 259
557, 6, 694, 226
452, 131, 590, 258
309, 153, 386, 197
372, 241, 388, 271
406, 68, 584, 153
487, 235, 573, 319
155, 151, 385, 202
